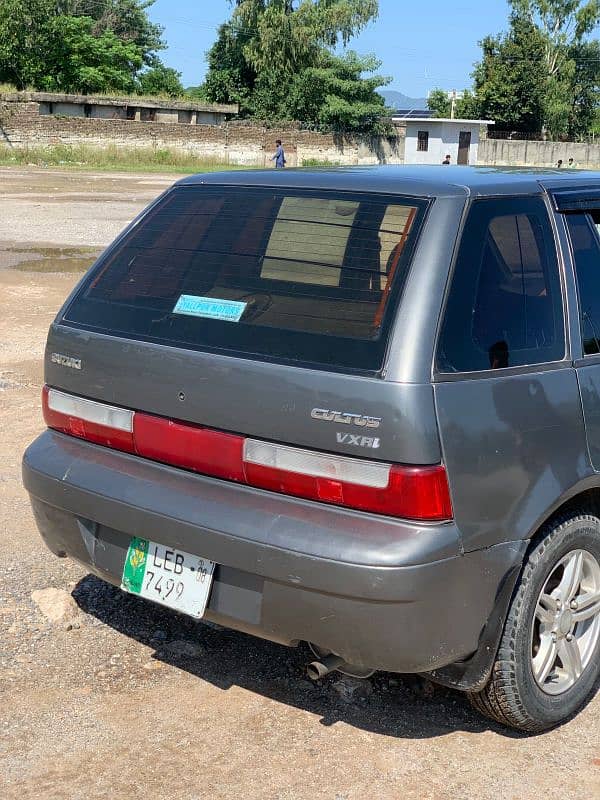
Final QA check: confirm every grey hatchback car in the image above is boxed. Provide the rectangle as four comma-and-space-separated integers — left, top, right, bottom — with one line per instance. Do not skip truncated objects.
23, 166, 600, 732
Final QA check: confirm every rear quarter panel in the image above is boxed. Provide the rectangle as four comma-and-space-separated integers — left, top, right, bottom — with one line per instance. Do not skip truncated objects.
435, 368, 591, 552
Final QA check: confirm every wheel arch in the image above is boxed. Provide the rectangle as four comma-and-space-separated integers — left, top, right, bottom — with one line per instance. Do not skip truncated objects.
525, 481, 600, 553
426, 480, 600, 693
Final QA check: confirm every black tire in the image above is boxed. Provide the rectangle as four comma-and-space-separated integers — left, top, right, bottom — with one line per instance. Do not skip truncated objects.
469, 513, 600, 732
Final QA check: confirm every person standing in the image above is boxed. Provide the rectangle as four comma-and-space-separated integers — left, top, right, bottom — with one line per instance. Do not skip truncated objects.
442, 154, 451, 165
271, 139, 286, 169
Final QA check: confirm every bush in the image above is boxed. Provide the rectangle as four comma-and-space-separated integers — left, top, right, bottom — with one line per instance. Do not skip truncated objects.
299, 157, 342, 166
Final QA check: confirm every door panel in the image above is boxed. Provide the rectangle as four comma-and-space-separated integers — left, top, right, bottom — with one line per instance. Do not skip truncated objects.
564, 212, 600, 469
435, 197, 589, 552
576, 368, 600, 469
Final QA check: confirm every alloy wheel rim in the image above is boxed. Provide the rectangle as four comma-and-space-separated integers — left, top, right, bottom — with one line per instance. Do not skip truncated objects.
531, 548, 600, 696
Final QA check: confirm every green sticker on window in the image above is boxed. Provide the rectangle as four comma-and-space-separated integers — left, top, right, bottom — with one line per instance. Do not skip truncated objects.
122, 537, 149, 594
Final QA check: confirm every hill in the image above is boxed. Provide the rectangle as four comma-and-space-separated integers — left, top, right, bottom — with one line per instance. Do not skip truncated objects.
379, 90, 428, 110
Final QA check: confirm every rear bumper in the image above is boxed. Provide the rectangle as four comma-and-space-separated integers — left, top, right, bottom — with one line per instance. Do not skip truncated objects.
23, 431, 526, 677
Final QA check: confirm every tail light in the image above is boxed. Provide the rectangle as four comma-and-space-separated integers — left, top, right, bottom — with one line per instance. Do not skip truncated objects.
243, 439, 452, 521
42, 386, 135, 453
42, 386, 453, 522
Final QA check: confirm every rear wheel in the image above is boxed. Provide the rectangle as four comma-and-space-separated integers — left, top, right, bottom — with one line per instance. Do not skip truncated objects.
469, 514, 600, 732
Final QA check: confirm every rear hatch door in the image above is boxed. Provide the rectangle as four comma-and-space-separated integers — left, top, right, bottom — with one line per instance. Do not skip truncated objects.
46, 183, 439, 465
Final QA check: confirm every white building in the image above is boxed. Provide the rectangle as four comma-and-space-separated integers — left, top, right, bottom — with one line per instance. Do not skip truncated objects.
392, 116, 494, 166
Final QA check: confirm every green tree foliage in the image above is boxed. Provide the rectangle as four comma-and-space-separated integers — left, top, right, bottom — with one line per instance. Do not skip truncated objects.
427, 88, 479, 119
203, 21, 257, 107
235, 0, 378, 78
427, 89, 451, 117
0, 0, 55, 89
474, 15, 549, 132
510, 0, 600, 74
286, 51, 389, 131
0, 0, 179, 95
59, 0, 164, 66
470, 1, 600, 136
203, 0, 390, 132
44, 16, 143, 94
184, 85, 209, 101
510, 0, 600, 136
137, 63, 184, 97
567, 39, 600, 136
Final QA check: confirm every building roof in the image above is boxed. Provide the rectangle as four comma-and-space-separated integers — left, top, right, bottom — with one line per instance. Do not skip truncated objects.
391, 108, 433, 118
0, 91, 238, 115
177, 164, 600, 199
392, 115, 495, 125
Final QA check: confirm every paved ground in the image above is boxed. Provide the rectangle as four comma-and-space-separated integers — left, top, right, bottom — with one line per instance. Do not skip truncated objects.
1, 167, 600, 800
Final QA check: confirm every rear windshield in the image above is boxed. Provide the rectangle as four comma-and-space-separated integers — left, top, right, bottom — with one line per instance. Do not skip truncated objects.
63, 186, 427, 372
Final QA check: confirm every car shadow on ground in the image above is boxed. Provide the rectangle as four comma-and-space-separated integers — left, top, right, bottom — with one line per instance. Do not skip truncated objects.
72, 573, 525, 741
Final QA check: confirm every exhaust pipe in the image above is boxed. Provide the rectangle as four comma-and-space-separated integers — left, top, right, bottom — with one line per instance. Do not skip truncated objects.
307, 653, 346, 681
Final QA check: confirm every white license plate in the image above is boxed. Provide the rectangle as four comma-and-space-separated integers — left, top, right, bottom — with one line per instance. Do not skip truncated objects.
121, 537, 215, 618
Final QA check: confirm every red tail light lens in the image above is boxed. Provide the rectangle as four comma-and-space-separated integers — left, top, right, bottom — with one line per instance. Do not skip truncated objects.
385, 464, 454, 521
243, 439, 452, 521
42, 386, 135, 453
42, 386, 453, 522
134, 412, 245, 483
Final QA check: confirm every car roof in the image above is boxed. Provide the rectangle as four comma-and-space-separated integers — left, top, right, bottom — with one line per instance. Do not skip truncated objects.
176, 165, 600, 199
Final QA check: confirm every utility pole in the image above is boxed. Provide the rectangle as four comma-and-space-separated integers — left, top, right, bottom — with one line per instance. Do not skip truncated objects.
447, 90, 463, 120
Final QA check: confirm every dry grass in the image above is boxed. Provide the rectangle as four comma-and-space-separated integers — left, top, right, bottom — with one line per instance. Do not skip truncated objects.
0, 143, 246, 173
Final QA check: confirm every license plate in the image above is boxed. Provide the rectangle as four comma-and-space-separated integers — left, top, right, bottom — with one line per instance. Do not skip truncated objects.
121, 537, 215, 619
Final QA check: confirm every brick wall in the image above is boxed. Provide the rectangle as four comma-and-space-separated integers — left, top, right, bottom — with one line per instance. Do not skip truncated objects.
0, 101, 405, 166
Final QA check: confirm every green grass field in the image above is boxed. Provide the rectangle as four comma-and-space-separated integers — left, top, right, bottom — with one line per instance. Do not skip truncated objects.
0, 143, 247, 173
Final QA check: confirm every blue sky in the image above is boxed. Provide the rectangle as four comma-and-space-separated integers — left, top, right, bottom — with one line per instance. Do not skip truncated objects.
147, 0, 512, 97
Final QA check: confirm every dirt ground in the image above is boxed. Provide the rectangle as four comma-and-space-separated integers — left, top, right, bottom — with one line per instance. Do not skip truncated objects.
1, 166, 599, 800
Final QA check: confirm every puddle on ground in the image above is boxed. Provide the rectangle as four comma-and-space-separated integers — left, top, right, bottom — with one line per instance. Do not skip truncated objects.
0, 373, 23, 390
1, 245, 101, 273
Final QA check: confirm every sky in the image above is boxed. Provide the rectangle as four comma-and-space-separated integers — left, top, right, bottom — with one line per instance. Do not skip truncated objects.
147, 0, 512, 98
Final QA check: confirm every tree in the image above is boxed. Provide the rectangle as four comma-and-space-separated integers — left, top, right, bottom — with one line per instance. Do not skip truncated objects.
234, 0, 378, 79
203, 21, 257, 110
473, 14, 549, 133
137, 62, 184, 96
509, 0, 600, 136
203, 0, 388, 131
510, 0, 600, 75
60, 0, 164, 68
40, 15, 143, 93
567, 39, 600, 137
0, 0, 168, 94
430, 1, 599, 136
427, 89, 451, 117
184, 85, 209, 101
427, 88, 479, 119
286, 51, 390, 132
0, 0, 56, 89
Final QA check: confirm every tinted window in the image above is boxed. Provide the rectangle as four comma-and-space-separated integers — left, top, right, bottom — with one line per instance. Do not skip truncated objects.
64, 186, 426, 373
438, 197, 564, 372
566, 211, 600, 356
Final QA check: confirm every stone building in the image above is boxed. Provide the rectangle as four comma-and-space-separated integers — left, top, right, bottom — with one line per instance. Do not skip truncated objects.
10, 91, 239, 126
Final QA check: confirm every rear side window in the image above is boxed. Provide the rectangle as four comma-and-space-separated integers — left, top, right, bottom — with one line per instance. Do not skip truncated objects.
438, 197, 564, 372
565, 211, 600, 355
64, 186, 427, 372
